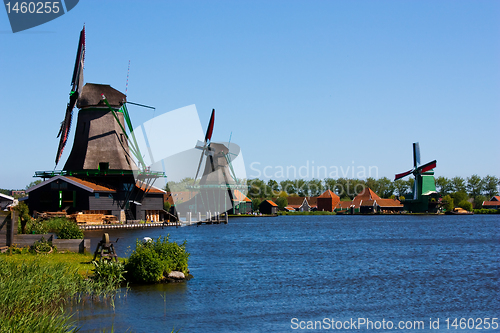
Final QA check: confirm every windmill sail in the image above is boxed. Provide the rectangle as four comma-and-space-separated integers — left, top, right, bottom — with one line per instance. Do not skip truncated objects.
55, 26, 85, 165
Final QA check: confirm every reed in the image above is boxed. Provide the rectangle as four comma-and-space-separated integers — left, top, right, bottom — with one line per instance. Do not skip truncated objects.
0, 254, 123, 332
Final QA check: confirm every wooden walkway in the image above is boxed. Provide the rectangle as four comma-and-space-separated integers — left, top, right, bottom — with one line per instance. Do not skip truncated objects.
79, 221, 181, 230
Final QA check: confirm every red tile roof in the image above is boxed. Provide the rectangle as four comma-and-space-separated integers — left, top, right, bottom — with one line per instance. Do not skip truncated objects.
491, 196, 500, 202
336, 201, 353, 209
233, 190, 251, 202
353, 187, 381, 208
65, 176, 116, 193
318, 190, 340, 199
265, 200, 278, 207
165, 191, 198, 205
483, 201, 500, 207
360, 200, 375, 207
135, 181, 166, 194
376, 198, 403, 208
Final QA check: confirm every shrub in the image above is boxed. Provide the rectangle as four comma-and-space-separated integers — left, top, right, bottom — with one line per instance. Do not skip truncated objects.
56, 219, 84, 239
25, 219, 48, 234
458, 200, 473, 212
125, 243, 164, 283
32, 237, 53, 253
125, 235, 190, 283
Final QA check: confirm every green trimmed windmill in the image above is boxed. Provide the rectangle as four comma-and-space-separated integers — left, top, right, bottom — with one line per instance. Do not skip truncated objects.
394, 142, 439, 213
35, 26, 163, 220
174, 109, 246, 216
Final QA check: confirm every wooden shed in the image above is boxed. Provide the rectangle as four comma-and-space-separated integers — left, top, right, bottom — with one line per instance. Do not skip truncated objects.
259, 200, 278, 215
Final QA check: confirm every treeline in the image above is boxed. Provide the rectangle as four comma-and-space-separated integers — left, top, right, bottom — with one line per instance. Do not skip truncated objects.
247, 175, 500, 208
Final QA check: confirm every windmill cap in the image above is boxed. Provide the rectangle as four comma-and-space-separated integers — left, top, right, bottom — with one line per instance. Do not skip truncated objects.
77, 83, 126, 108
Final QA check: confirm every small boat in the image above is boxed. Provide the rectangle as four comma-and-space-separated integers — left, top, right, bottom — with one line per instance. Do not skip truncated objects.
445, 207, 473, 215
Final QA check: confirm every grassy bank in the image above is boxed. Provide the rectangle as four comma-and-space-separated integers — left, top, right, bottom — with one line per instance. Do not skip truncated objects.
0, 252, 124, 332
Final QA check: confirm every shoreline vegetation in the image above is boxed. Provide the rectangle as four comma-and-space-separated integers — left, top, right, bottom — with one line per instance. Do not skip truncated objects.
0, 226, 190, 332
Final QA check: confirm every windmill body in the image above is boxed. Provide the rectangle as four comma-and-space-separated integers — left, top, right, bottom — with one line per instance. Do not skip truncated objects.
64, 83, 136, 172
394, 143, 440, 213
172, 110, 249, 217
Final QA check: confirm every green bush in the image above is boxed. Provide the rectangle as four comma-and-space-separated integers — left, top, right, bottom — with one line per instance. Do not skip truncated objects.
32, 237, 53, 253
126, 243, 164, 283
25, 219, 48, 234
56, 219, 83, 239
473, 208, 500, 214
125, 235, 189, 283
458, 200, 473, 212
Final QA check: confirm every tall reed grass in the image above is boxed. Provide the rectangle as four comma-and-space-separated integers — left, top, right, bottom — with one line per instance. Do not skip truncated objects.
0, 256, 121, 332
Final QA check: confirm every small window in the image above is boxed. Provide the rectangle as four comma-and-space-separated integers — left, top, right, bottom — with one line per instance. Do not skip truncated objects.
95, 193, 100, 198
98, 162, 109, 171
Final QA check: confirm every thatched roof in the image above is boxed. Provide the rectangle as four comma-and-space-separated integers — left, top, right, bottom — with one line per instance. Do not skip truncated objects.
77, 83, 126, 108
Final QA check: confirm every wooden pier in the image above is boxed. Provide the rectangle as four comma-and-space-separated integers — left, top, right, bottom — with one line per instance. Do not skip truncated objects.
78, 212, 228, 230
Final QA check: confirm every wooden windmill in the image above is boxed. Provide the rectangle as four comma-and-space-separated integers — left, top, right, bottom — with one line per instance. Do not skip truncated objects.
394, 142, 439, 212
174, 109, 246, 216
34, 26, 164, 221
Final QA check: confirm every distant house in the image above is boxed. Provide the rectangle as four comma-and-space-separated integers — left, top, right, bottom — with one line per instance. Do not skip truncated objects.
0, 193, 14, 210
335, 200, 354, 213
317, 190, 340, 212
375, 198, 404, 213
285, 197, 314, 212
482, 196, 500, 209
284, 206, 296, 212
259, 200, 278, 214
337, 187, 403, 214
11, 190, 26, 197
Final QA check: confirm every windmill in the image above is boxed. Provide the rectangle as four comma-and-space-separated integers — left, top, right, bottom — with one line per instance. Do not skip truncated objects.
35, 26, 164, 221
394, 142, 439, 212
172, 110, 247, 217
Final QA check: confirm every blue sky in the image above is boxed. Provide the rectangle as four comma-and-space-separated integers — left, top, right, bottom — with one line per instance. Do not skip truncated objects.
1, 0, 499, 189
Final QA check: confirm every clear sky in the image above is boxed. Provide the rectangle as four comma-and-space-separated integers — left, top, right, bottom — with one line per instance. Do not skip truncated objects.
1, 0, 499, 189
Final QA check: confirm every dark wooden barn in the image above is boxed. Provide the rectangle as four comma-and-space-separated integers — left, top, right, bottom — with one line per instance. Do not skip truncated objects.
259, 199, 278, 215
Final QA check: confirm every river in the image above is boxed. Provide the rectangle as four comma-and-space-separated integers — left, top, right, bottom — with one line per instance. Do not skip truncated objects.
72, 214, 500, 332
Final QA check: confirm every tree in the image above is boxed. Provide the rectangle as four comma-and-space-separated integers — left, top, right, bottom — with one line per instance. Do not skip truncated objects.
275, 197, 288, 211
248, 179, 272, 198
251, 198, 262, 212
280, 180, 296, 195
324, 178, 337, 191
377, 177, 394, 198
296, 179, 309, 197
482, 175, 500, 198
451, 191, 468, 208
393, 179, 410, 197
25, 180, 42, 190
435, 176, 452, 196
466, 174, 483, 198
308, 179, 323, 197
442, 195, 454, 212
267, 179, 280, 195
451, 177, 466, 193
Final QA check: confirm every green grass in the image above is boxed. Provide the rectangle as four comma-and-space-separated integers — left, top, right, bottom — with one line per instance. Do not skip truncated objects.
0, 251, 125, 332
2, 251, 96, 278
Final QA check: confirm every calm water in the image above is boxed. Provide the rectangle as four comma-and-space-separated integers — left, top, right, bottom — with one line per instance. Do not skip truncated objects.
73, 215, 500, 332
